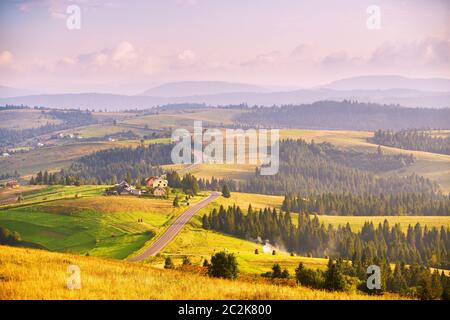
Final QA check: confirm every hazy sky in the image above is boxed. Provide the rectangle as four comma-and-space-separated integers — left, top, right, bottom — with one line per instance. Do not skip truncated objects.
0, 0, 449, 94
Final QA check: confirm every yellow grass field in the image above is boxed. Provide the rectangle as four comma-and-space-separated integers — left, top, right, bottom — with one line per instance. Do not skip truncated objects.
0, 245, 403, 300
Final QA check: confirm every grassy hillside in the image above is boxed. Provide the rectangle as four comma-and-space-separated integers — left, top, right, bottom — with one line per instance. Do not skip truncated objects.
0, 185, 201, 259
123, 108, 245, 129
0, 109, 62, 129
0, 245, 402, 300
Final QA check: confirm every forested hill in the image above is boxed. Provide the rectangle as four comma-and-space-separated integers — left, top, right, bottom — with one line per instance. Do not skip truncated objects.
64, 138, 438, 195
234, 101, 450, 130
370, 130, 450, 155
239, 139, 438, 196
66, 144, 172, 184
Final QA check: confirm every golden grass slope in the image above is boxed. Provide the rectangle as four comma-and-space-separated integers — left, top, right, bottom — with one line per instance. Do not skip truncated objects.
0, 245, 403, 300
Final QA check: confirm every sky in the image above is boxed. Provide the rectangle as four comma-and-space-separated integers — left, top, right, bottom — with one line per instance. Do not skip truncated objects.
0, 0, 449, 94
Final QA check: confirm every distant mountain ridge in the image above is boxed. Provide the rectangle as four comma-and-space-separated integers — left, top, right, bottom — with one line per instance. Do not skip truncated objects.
139, 81, 270, 97
0, 85, 33, 98
322, 75, 450, 92
2, 76, 450, 110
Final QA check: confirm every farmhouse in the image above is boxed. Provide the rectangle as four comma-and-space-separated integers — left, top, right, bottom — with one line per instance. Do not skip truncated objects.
2, 152, 10, 157
5, 180, 19, 189
106, 181, 132, 195
145, 176, 157, 188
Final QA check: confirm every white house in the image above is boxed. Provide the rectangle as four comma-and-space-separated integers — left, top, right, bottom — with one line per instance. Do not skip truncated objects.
152, 178, 168, 188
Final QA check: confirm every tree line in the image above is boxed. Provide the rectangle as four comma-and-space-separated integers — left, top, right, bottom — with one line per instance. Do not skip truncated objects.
238, 139, 438, 196
282, 193, 450, 216
370, 129, 450, 155
202, 205, 450, 269
66, 143, 172, 184
234, 100, 450, 130
294, 258, 449, 299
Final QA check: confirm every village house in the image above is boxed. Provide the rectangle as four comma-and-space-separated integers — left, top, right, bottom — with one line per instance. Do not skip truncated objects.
152, 177, 168, 188
5, 180, 19, 189
2, 152, 10, 157
106, 181, 132, 195
145, 176, 157, 188
106, 181, 145, 196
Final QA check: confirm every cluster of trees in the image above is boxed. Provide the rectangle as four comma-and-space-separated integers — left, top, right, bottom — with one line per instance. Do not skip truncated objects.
0, 227, 21, 246
239, 139, 438, 196
29, 170, 82, 186
295, 258, 449, 299
370, 129, 450, 155
282, 193, 450, 216
163, 251, 239, 280
0, 110, 97, 147
0, 171, 20, 180
166, 171, 199, 195
262, 264, 290, 279
67, 144, 172, 184
234, 100, 450, 130
202, 205, 450, 268
197, 177, 238, 192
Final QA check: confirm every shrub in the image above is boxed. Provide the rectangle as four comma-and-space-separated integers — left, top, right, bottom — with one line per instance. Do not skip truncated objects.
0, 227, 21, 245
164, 257, 175, 269
295, 263, 325, 289
182, 256, 192, 266
208, 251, 239, 279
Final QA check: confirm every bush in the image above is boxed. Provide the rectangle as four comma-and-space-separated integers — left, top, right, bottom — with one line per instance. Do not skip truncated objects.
267, 264, 290, 279
182, 256, 192, 266
0, 227, 21, 245
208, 251, 239, 279
295, 263, 325, 288
164, 257, 175, 269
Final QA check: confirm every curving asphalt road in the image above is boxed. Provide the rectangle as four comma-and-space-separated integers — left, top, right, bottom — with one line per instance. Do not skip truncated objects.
128, 191, 220, 262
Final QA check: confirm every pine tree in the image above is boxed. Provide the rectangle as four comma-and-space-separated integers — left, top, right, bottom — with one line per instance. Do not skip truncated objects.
221, 184, 231, 198
173, 195, 180, 207
324, 259, 347, 291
